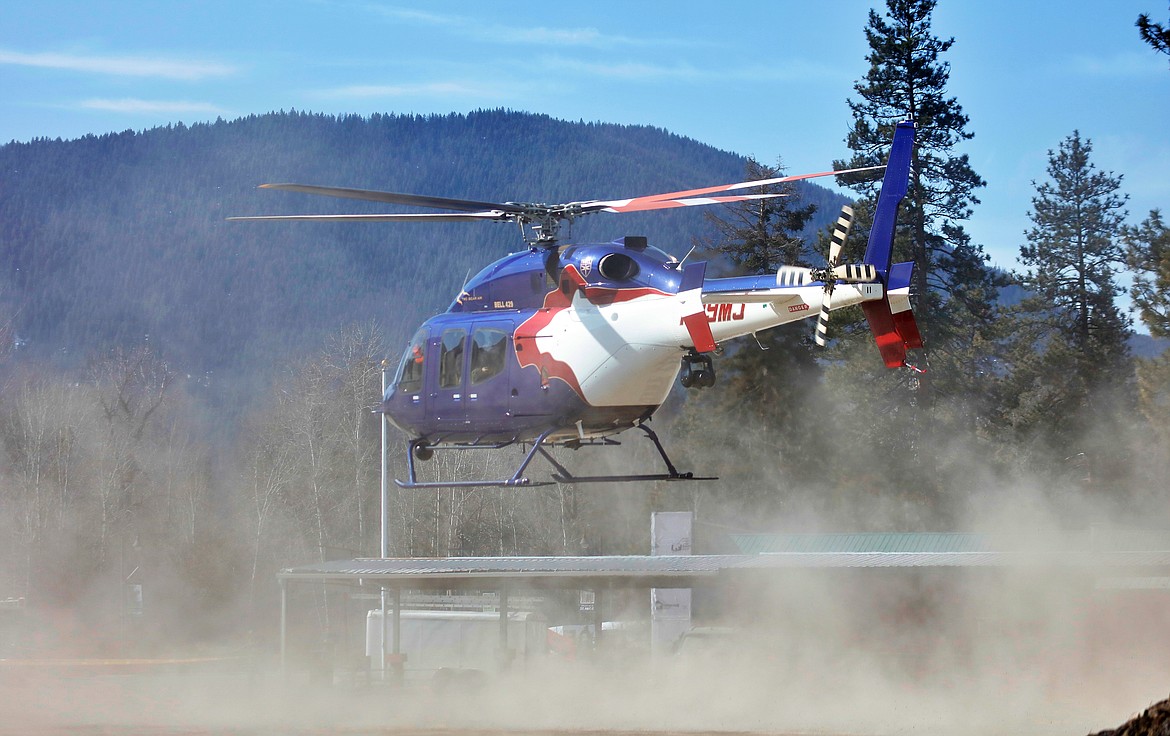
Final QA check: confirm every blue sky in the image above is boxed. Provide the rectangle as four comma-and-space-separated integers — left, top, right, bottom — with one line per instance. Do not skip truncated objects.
2, 0, 1167, 273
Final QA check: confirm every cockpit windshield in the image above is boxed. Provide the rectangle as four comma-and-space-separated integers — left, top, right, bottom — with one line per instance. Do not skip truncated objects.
394, 328, 427, 394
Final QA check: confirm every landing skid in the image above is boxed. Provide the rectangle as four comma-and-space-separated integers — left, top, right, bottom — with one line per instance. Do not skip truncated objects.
545, 424, 717, 485
395, 423, 715, 489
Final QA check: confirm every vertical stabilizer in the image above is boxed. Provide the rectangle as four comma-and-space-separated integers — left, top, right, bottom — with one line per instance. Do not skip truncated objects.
860, 119, 922, 369
862, 119, 915, 274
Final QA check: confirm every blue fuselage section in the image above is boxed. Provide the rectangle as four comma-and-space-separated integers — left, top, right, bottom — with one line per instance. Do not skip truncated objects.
381, 239, 680, 444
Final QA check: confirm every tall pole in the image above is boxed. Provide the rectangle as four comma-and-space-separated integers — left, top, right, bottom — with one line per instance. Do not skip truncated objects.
380, 359, 390, 559
379, 360, 390, 677
279, 578, 288, 675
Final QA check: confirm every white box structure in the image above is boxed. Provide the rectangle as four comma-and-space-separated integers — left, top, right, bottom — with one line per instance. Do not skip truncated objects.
650, 511, 692, 656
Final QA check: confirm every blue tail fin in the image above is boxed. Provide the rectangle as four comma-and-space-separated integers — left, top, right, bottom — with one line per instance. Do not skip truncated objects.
862, 119, 915, 274
859, 119, 921, 369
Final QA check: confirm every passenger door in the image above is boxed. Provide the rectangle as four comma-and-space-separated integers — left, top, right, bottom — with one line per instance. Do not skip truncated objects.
465, 321, 512, 431
430, 326, 468, 429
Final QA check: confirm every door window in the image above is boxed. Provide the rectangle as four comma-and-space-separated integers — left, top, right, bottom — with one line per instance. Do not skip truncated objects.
470, 328, 508, 385
439, 328, 466, 389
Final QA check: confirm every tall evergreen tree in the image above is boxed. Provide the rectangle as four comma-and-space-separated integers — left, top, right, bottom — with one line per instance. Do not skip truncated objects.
836, 0, 1003, 405
702, 159, 819, 458
1125, 210, 1170, 469
1001, 132, 1133, 485
823, 0, 1002, 525
703, 157, 817, 273
1125, 209, 1170, 338
1018, 132, 1131, 372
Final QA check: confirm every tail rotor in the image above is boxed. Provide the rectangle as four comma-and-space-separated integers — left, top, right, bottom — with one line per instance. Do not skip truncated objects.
812, 205, 855, 347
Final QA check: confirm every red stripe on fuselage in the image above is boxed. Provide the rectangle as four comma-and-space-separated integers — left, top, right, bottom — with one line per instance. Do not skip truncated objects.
513, 265, 670, 401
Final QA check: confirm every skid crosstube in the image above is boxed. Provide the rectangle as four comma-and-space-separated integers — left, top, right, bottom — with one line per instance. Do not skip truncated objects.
395, 423, 715, 489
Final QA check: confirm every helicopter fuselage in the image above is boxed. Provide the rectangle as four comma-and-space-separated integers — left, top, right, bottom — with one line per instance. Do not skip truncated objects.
380, 236, 881, 446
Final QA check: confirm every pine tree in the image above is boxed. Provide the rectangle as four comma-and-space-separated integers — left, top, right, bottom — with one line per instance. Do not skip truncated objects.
1125, 210, 1170, 472
1018, 132, 1131, 372
1001, 131, 1133, 485
824, 0, 1003, 524
702, 157, 817, 273
1125, 210, 1170, 337
837, 0, 1003, 403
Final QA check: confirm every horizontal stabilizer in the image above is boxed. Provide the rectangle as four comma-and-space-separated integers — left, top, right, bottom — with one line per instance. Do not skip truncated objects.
888, 262, 923, 350
700, 272, 802, 305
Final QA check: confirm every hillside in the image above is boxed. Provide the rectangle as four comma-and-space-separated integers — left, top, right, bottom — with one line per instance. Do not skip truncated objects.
0, 109, 847, 413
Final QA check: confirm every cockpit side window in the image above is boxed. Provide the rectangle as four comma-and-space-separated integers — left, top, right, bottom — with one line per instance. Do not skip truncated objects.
396, 328, 427, 394
470, 328, 508, 385
439, 328, 466, 389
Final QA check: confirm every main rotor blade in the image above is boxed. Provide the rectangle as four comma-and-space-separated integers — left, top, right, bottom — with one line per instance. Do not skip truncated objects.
227, 211, 513, 223
587, 164, 885, 213
594, 192, 789, 214
257, 183, 528, 214
238, 164, 883, 233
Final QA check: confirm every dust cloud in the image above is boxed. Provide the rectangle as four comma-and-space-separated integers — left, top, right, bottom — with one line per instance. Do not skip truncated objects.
5, 487, 1170, 736
4, 387, 1170, 735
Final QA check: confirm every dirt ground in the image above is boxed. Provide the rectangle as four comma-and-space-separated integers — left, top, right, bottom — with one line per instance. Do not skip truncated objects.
1, 659, 1167, 736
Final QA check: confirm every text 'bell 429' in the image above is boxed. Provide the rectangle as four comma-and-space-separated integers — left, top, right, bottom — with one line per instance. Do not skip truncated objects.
231, 119, 921, 488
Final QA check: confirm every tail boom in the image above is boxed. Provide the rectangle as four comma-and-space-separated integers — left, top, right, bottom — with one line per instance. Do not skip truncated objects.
689, 119, 921, 368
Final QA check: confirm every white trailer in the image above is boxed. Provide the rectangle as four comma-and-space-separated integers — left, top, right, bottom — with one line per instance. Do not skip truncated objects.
366, 609, 546, 675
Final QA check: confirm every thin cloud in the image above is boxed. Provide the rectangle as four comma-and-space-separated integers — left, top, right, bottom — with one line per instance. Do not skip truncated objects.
537, 56, 706, 81
317, 81, 512, 100
1065, 51, 1164, 78
0, 48, 236, 80
78, 98, 227, 115
537, 56, 845, 84
364, 4, 680, 49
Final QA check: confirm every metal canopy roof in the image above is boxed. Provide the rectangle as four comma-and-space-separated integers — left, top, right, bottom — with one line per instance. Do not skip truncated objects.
279, 548, 1170, 590
731, 532, 990, 554
279, 555, 728, 589
730, 530, 1170, 555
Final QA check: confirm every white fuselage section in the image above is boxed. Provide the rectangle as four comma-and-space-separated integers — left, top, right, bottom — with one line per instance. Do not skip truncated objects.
531, 281, 884, 408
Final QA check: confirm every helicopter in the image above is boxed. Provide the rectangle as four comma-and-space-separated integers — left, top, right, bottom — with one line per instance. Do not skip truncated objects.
230, 119, 919, 489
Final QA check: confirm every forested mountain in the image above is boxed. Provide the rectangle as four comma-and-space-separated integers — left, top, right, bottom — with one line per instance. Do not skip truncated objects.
0, 109, 845, 416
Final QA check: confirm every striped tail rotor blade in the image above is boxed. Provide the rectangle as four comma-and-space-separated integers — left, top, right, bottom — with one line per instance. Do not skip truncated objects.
828, 205, 853, 266
831, 263, 877, 282
776, 265, 812, 287
815, 290, 832, 347
813, 205, 852, 348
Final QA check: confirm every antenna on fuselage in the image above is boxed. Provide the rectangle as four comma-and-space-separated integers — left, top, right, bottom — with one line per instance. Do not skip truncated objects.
674, 244, 698, 270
